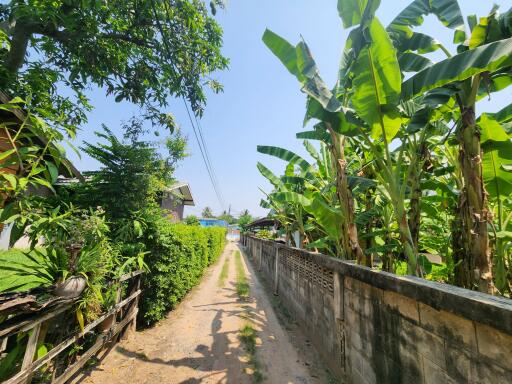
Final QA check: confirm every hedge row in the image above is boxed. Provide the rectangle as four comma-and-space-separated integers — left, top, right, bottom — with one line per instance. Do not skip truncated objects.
139, 223, 226, 326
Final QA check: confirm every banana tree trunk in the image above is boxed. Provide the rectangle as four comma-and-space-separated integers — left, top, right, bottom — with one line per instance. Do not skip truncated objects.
408, 166, 422, 252
408, 139, 429, 252
456, 104, 494, 294
396, 203, 419, 276
327, 125, 365, 264
362, 189, 375, 266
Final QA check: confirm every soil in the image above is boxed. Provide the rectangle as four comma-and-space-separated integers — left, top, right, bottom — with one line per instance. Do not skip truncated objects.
74, 241, 332, 384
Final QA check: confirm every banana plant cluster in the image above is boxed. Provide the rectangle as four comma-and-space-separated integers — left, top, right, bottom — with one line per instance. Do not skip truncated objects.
258, 0, 512, 295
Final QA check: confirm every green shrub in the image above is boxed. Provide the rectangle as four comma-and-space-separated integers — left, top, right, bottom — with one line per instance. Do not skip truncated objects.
139, 223, 226, 327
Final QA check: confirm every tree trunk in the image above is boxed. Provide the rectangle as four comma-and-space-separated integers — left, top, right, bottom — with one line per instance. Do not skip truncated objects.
456, 104, 495, 293
398, 209, 419, 276
327, 125, 365, 263
3, 21, 32, 78
362, 189, 374, 267
408, 140, 428, 252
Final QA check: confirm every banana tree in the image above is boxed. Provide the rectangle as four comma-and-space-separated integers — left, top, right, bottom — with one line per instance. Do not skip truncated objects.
479, 113, 512, 293
257, 143, 345, 255
399, 1, 512, 292
335, 0, 429, 275
262, 30, 366, 263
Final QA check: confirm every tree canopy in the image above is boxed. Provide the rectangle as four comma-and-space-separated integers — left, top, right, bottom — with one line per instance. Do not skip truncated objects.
201, 206, 214, 218
0, 0, 228, 135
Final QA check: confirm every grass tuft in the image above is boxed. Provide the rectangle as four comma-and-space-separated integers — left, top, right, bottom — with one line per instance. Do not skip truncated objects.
239, 323, 264, 383
234, 251, 250, 299
218, 256, 230, 287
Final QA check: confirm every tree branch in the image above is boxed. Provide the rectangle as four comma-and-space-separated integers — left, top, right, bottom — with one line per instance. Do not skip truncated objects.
101, 33, 155, 49
3, 21, 32, 75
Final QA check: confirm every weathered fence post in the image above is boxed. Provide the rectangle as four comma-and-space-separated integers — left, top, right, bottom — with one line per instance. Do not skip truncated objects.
129, 274, 141, 334
258, 241, 263, 271
121, 273, 141, 341
333, 271, 345, 372
21, 322, 42, 384
273, 244, 280, 295
333, 272, 342, 320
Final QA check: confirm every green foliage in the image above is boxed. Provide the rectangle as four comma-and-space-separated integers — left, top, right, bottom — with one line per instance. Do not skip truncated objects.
77, 125, 179, 223
139, 223, 226, 326
234, 250, 249, 299
260, 0, 512, 292
0, 248, 47, 292
0, 0, 228, 134
254, 230, 275, 240
202, 206, 214, 218
237, 210, 253, 231
238, 323, 264, 383
184, 215, 200, 226
217, 210, 236, 224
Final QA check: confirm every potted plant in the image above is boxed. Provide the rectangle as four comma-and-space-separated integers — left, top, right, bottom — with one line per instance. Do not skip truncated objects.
97, 285, 117, 333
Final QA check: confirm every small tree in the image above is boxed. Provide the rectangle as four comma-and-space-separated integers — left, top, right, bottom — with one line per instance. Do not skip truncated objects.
70, 124, 187, 248
218, 210, 235, 224
237, 211, 253, 230
202, 207, 214, 218
185, 215, 200, 226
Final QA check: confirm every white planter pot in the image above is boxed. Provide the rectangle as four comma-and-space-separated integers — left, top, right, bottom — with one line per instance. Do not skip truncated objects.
54, 276, 87, 298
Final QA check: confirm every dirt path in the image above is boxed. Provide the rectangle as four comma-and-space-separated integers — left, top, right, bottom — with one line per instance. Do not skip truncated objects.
77, 241, 326, 384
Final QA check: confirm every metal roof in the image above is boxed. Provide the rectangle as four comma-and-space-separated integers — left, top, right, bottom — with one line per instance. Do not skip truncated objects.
166, 182, 195, 206
246, 217, 280, 229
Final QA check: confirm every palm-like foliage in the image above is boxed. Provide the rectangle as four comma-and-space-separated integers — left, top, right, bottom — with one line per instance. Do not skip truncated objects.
258, 0, 512, 294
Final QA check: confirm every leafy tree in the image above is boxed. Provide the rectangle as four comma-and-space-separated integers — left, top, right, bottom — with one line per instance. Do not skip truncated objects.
237, 210, 253, 230
184, 215, 200, 226
202, 206, 214, 218
217, 211, 235, 224
0, 0, 228, 135
68, 124, 187, 248
261, 0, 512, 294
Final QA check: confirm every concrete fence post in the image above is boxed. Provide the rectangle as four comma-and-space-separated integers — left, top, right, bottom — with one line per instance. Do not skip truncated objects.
258, 241, 263, 271
273, 245, 280, 295
333, 271, 343, 320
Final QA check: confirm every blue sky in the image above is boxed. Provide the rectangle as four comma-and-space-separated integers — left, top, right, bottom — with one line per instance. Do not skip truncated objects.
67, 0, 511, 218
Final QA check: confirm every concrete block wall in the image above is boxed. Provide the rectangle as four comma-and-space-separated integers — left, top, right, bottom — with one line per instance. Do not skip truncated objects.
241, 235, 512, 384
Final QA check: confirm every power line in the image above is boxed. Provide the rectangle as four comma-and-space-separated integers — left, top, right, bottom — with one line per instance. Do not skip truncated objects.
183, 100, 226, 210
159, 0, 225, 211
150, 0, 226, 211
194, 114, 226, 205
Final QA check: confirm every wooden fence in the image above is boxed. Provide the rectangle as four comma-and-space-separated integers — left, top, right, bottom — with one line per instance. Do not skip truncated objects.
0, 270, 143, 384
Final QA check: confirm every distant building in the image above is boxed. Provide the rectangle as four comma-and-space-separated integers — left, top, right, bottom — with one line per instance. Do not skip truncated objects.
160, 182, 195, 222
199, 218, 228, 228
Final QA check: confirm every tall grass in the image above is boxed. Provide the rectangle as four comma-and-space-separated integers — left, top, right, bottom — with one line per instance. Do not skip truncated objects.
218, 255, 230, 287
234, 251, 249, 299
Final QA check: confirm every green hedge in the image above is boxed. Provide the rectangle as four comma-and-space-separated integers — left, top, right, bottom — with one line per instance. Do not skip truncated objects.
139, 223, 226, 327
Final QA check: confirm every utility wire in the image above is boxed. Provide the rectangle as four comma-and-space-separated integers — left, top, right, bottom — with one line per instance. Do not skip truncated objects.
150, 0, 226, 211
194, 113, 226, 206
160, 0, 226, 211
183, 100, 226, 210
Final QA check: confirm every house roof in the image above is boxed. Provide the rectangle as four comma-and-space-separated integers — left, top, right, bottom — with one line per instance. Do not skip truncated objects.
0, 91, 84, 181
246, 217, 280, 230
167, 182, 195, 206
